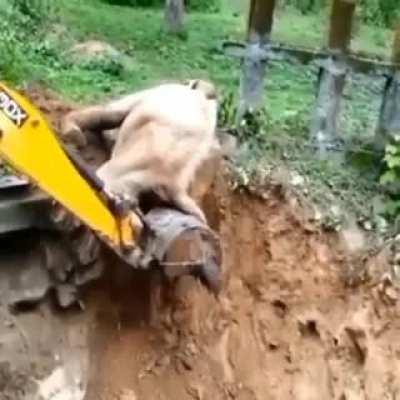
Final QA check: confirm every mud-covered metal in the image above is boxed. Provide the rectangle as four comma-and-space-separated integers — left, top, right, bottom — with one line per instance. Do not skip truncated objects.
140, 207, 222, 294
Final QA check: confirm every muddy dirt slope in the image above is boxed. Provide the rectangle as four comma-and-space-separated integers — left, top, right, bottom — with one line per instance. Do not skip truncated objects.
1, 87, 400, 400
80, 169, 400, 400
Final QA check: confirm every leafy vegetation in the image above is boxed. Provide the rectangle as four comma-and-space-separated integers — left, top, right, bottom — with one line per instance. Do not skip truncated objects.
283, 0, 399, 28
0, 0, 59, 82
11, 0, 57, 25
357, 0, 399, 28
380, 141, 400, 224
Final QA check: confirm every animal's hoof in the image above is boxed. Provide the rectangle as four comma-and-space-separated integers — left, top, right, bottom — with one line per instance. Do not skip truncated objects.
124, 246, 145, 268
129, 210, 143, 227
198, 261, 222, 295
106, 191, 132, 217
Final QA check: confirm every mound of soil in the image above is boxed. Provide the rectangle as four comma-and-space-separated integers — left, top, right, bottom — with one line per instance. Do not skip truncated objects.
67, 41, 123, 61
79, 170, 400, 400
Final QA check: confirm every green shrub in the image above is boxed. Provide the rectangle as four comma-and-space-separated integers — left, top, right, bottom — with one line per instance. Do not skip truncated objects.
0, 0, 58, 82
10, 0, 55, 27
380, 141, 400, 218
0, 24, 28, 82
282, 0, 399, 27
358, 0, 399, 28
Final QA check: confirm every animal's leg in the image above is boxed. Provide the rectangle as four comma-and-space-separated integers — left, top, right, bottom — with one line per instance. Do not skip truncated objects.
168, 190, 207, 224
97, 167, 148, 221
100, 182, 145, 235
102, 128, 119, 151
61, 106, 127, 147
61, 90, 149, 145
103, 184, 141, 217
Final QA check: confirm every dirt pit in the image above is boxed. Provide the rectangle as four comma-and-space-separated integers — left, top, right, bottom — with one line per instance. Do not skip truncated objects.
81, 174, 400, 400
1, 87, 400, 400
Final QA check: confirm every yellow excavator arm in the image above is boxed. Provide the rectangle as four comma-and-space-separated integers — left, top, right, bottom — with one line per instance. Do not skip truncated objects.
0, 82, 138, 251
0, 81, 224, 295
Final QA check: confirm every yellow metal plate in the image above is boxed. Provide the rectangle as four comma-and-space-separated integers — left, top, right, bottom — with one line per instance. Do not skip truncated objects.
0, 82, 136, 248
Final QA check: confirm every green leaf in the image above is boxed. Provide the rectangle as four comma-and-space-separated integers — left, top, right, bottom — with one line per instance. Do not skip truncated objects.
380, 170, 397, 184
385, 144, 398, 155
384, 200, 400, 217
387, 155, 400, 169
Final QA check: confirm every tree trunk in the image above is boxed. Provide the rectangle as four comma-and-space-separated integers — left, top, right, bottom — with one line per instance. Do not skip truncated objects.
165, 0, 185, 34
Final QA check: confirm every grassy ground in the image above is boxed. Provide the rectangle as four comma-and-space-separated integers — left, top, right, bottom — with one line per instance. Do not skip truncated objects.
15, 1, 387, 140
273, 7, 392, 60
8, 1, 392, 98
1, 0, 397, 234
51, 1, 243, 99
42, 1, 391, 138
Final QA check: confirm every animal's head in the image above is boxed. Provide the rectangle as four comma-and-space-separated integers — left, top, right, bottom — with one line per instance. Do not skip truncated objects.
184, 79, 218, 101
182, 79, 218, 129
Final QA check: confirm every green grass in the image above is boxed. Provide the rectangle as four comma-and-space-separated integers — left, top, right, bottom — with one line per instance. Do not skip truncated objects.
7, 1, 391, 99
39, 0, 242, 100
0, 0, 389, 152
273, 8, 326, 49
16, 1, 384, 146
352, 23, 392, 60
272, 7, 392, 60
45, 1, 391, 136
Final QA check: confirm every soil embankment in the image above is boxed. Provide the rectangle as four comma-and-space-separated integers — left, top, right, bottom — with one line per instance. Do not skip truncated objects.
82, 171, 400, 400
1, 88, 400, 400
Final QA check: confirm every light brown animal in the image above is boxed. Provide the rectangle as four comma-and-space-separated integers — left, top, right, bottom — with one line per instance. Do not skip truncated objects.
62, 80, 218, 224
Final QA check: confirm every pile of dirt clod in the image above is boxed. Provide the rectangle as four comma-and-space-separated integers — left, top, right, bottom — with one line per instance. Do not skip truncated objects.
7, 87, 400, 400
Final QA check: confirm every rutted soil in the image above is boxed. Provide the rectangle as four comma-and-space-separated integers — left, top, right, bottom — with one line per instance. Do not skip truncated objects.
1, 87, 400, 400
81, 171, 400, 400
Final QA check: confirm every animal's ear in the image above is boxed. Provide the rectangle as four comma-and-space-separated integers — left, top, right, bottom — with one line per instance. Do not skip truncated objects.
185, 79, 218, 100
184, 79, 199, 90
189, 80, 200, 90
